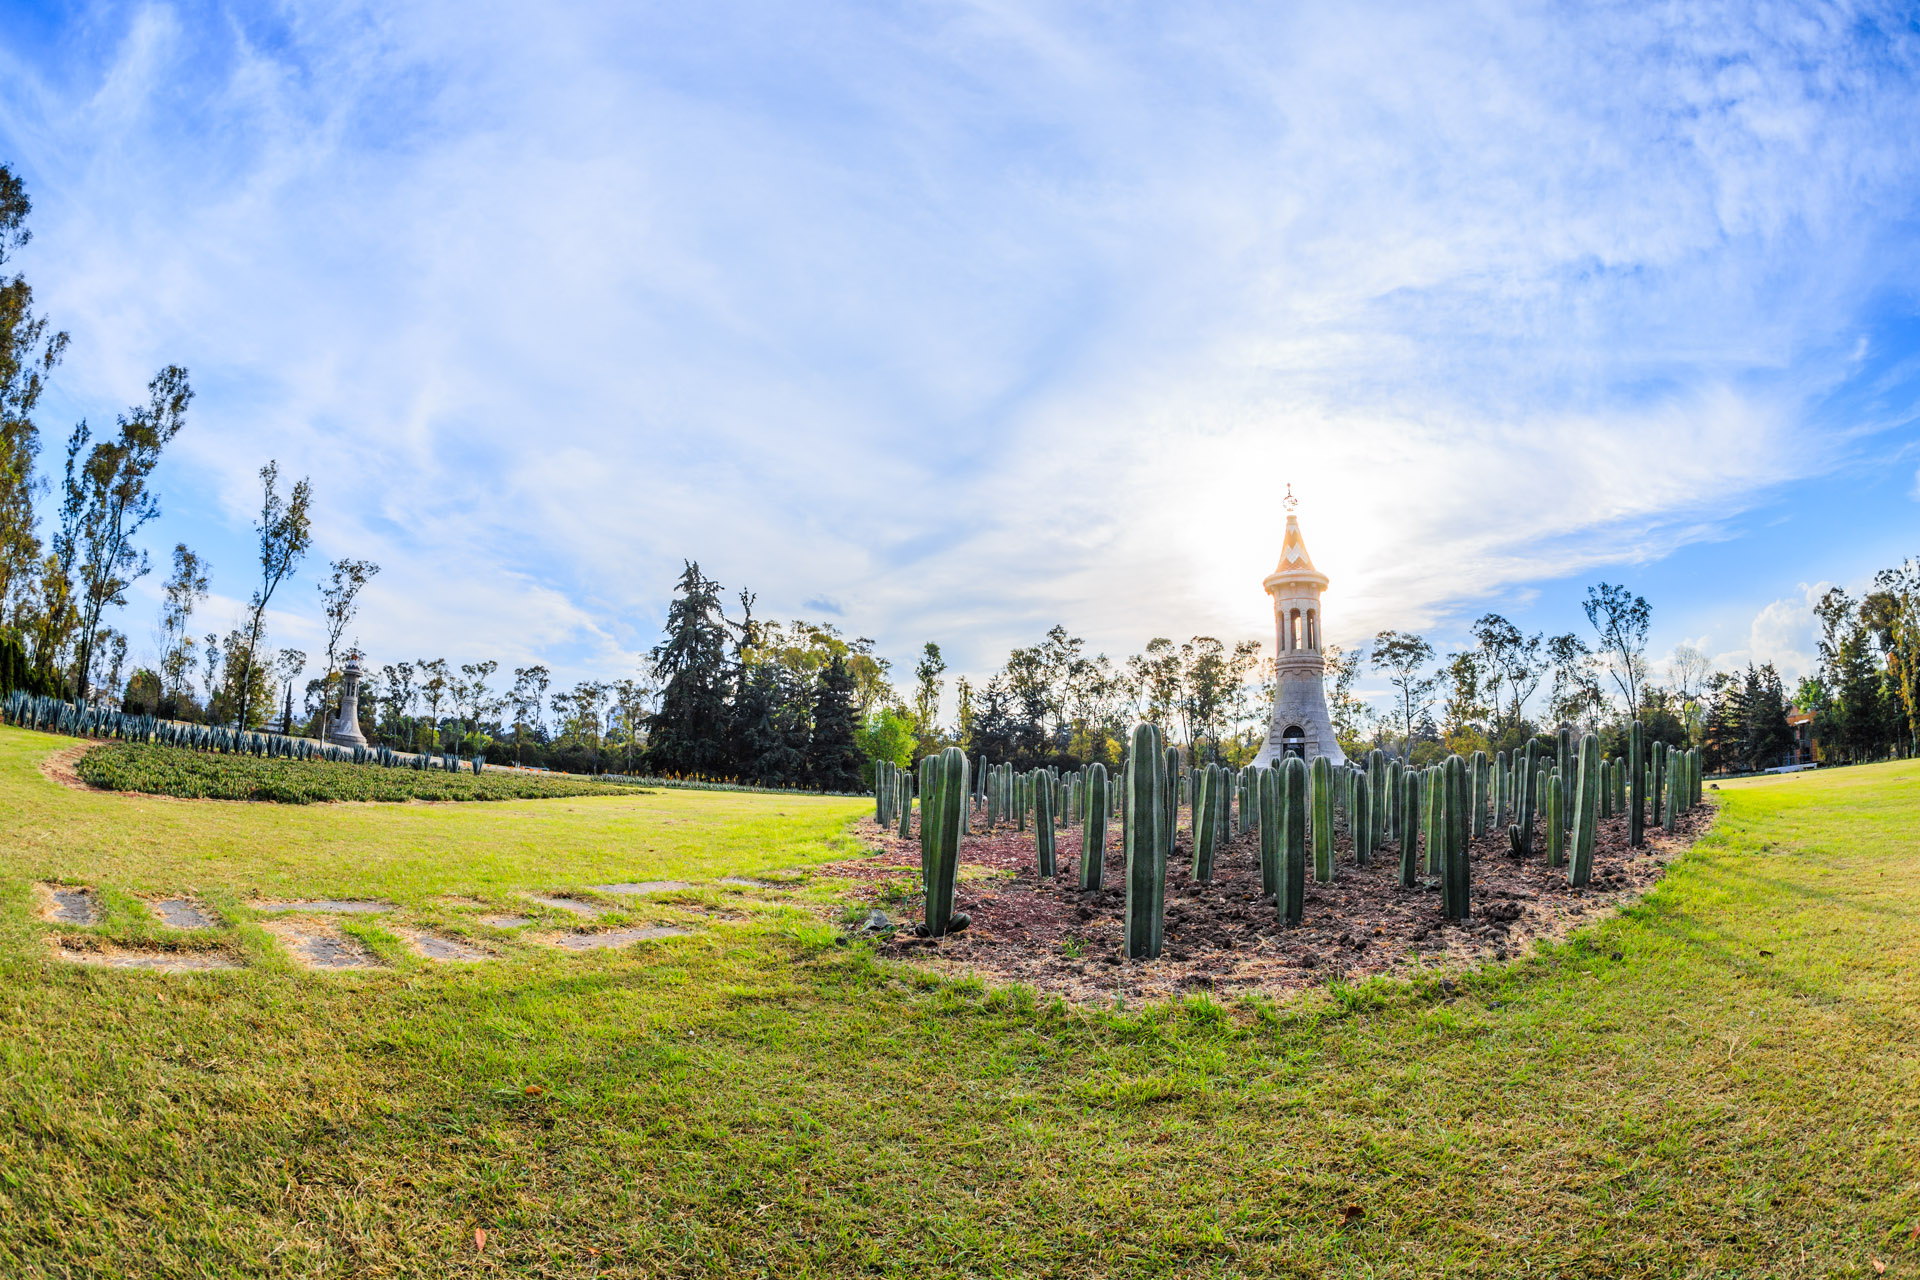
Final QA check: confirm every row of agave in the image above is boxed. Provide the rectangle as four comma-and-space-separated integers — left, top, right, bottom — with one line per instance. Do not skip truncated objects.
1, 690, 485, 775
902, 721, 1703, 959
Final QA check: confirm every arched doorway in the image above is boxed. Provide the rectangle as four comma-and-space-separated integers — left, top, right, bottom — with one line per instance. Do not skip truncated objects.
1282, 726, 1306, 759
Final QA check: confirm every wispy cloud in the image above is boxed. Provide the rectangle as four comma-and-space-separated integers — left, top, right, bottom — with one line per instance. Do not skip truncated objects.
3, 2, 1919, 686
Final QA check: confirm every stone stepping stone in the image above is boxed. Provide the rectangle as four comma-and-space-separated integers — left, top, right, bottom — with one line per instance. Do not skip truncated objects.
549, 926, 694, 951
480, 914, 533, 929
525, 895, 605, 917
40, 885, 99, 924
261, 920, 385, 970
718, 877, 773, 888
56, 947, 240, 973
153, 899, 218, 929
590, 881, 693, 896
252, 899, 397, 914
400, 930, 494, 962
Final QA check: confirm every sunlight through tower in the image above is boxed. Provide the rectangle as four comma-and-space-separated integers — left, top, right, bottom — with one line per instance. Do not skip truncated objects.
1251, 488, 1347, 768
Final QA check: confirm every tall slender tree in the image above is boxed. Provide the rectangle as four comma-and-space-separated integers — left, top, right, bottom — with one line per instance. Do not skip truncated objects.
0, 163, 69, 630
233, 462, 311, 728
65, 366, 192, 699
317, 557, 379, 714
1583, 582, 1651, 712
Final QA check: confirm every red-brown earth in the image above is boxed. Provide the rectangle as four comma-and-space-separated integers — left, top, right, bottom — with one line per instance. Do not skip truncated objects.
821, 802, 1711, 1002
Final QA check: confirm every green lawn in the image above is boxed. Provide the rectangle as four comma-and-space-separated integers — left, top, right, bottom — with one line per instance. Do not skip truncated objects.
3, 723, 1917, 1277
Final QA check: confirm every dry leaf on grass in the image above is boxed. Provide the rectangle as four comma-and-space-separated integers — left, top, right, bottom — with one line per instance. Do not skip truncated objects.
474, 1227, 487, 1253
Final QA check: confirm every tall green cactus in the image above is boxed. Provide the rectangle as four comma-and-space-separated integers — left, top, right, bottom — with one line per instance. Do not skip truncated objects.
1509, 739, 1539, 857
1556, 726, 1573, 830
898, 767, 914, 839
1081, 762, 1109, 889
1628, 719, 1646, 848
1352, 772, 1372, 868
1368, 750, 1388, 851
1400, 769, 1420, 888
1546, 774, 1565, 868
1569, 731, 1600, 887
1124, 724, 1167, 960
1471, 749, 1489, 839
1651, 740, 1667, 830
1162, 746, 1180, 863
922, 747, 969, 937
1192, 764, 1217, 881
1493, 749, 1508, 829
1258, 765, 1281, 897
1281, 756, 1307, 923
1310, 756, 1335, 881
1035, 770, 1057, 876
1442, 753, 1470, 919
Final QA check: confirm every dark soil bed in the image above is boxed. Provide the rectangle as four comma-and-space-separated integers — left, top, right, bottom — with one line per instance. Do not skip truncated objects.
823, 803, 1711, 1002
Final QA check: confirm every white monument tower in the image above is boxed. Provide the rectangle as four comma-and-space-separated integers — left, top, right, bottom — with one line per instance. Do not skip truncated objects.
1252, 488, 1347, 768
326, 655, 371, 749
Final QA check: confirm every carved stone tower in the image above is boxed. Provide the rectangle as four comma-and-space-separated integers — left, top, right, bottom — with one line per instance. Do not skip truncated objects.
1252, 491, 1347, 768
326, 655, 371, 749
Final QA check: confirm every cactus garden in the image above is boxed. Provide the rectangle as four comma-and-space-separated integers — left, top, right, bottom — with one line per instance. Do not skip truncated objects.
839, 732, 1711, 999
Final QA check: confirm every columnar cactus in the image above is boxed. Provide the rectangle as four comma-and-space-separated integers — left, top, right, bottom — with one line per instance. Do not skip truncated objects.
898, 769, 914, 838
1628, 720, 1646, 848
1162, 746, 1181, 862
1035, 770, 1057, 876
1258, 765, 1282, 897
1352, 772, 1372, 868
1368, 750, 1388, 850
1124, 723, 1168, 960
1471, 749, 1489, 839
1281, 756, 1307, 923
1556, 726, 1573, 830
1081, 762, 1109, 890
1509, 739, 1539, 857
1311, 756, 1335, 882
1193, 764, 1218, 881
1442, 753, 1470, 919
1546, 774, 1565, 868
1493, 750, 1509, 828
1569, 731, 1600, 887
921, 746, 970, 937
1400, 772, 1420, 888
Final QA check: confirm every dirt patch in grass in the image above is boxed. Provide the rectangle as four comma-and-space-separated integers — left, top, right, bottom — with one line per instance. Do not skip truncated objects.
834, 807, 1710, 1002
52, 941, 242, 972
260, 919, 386, 970
38, 742, 101, 793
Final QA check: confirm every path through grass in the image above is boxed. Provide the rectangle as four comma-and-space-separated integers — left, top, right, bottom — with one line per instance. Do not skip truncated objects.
3, 725, 1916, 1277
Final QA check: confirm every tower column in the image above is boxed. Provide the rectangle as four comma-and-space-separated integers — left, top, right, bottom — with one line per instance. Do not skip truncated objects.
1251, 503, 1346, 769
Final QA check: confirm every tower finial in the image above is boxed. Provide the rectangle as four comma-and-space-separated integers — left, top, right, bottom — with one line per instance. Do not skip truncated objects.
1283, 483, 1298, 515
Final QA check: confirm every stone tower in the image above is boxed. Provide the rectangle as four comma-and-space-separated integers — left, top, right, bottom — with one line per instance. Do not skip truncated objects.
326, 655, 371, 749
1251, 493, 1347, 768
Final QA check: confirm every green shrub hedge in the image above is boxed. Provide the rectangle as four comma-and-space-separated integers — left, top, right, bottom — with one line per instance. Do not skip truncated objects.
75, 743, 651, 804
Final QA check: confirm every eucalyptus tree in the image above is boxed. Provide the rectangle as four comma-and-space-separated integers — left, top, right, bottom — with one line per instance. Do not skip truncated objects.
1371, 630, 1438, 756
157, 544, 209, 706
318, 557, 379, 708
0, 163, 69, 630
233, 461, 310, 728
1583, 582, 1651, 712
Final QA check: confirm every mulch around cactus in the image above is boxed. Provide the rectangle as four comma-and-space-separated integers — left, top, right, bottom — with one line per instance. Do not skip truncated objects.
828, 805, 1711, 1002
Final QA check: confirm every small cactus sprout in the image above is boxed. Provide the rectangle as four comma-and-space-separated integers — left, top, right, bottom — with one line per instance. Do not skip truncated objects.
1628, 720, 1646, 848
1281, 756, 1308, 924
1081, 763, 1109, 890
1123, 723, 1168, 961
1310, 756, 1335, 882
1569, 731, 1601, 887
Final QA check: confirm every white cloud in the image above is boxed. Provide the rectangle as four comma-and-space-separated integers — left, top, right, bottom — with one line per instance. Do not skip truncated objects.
1710, 583, 1830, 686
3, 2, 1919, 689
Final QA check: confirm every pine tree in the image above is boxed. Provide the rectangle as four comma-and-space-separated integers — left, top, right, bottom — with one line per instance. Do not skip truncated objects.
807, 653, 862, 791
647, 561, 731, 776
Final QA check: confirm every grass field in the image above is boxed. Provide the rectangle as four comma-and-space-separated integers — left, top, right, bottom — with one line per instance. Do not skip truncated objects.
4, 722, 1917, 1277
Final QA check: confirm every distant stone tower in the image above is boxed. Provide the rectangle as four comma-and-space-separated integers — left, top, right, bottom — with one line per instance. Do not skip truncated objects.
1252, 491, 1347, 768
326, 655, 371, 749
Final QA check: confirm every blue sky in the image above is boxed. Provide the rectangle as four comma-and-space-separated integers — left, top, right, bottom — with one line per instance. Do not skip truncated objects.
3, 1, 1918, 713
